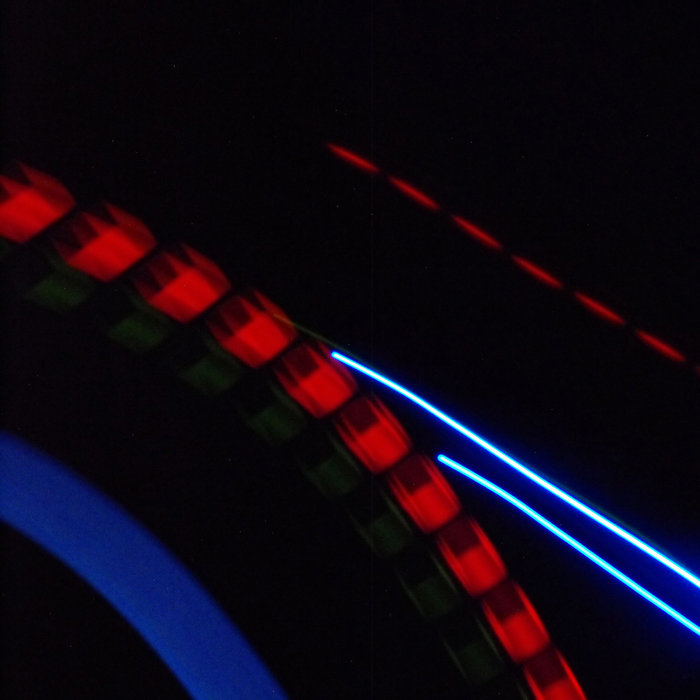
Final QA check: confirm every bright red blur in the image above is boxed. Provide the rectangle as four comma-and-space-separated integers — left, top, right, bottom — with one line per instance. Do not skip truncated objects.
435, 514, 507, 597
481, 580, 550, 662
386, 454, 460, 532
523, 647, 586, 700
334, 395, 412, 474
207, 290, 297, 367
53, 203, 155, 281
132, 244, 231, 322
0, 164, 75, 243
274, 341, 357, 417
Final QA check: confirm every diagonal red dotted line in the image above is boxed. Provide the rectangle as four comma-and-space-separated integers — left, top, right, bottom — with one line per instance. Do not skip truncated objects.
327, 142, 696, 378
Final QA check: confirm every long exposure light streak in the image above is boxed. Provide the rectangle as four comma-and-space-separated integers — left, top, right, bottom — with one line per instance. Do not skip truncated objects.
327, 142, 698, 377
331, 350, 700, 594
437, 454, 700, 639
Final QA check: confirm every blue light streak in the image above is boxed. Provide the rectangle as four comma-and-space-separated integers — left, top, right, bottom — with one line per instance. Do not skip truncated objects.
0, 431, 287, 700
331, 351, 700, 594
437, 454, 700, 639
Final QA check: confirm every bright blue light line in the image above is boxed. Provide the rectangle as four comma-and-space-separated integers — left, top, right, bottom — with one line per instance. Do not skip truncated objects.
331, 351, 700, 594
437, 454, 700, 639
0, 431, 287, 700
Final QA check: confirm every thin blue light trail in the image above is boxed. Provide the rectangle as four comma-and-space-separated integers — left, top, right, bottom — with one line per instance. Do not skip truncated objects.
0, 431, 287, 700
331, 351, 700, 594
437, 454, 700, 639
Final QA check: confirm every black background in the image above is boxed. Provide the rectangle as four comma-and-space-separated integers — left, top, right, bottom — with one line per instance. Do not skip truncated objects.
2, 3, 699, 698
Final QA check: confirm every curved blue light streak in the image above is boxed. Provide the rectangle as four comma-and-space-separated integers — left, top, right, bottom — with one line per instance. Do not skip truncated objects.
0, 431, 287, 700
331, 351, 700, 594
437, 454, 700, 639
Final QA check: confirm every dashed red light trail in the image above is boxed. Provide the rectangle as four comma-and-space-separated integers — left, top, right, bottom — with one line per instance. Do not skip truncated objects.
327, 142, 696, 378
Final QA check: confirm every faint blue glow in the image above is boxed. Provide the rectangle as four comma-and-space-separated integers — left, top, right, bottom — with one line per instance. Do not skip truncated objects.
331, 351, 700, 593
0, 431, 287, 700
437, 454, 700, 639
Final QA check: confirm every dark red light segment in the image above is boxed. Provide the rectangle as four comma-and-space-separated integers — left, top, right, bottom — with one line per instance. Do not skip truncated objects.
132, 244, 231, 323
53, 203, 155, 281
274, 341, 357, 417
327, 143, 379, 174
0, 164, 75, 243
523, 647, 586, 700
435, 514, 507, 596
386, 454, 460, 533
635, 329, 686, 363
481, 580, 550, 662
334, 395, 412, 474
573, 293, 624, 325
388, 177, 440, 210
207, 290, 297, 367
452, 215, 503, 251
512, 256, 563, 289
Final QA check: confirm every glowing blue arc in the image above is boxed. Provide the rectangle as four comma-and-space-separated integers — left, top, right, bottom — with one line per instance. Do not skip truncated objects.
331, 351, 700, 594
0, 431, 287, 700
437, 454, 700, 639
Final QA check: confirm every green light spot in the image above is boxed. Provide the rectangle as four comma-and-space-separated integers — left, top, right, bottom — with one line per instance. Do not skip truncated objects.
347, 490, 414, 559
24, 258, 94, 313
239, 381, 307, 445
175, 334, 243, 396
295, 433, 363, 499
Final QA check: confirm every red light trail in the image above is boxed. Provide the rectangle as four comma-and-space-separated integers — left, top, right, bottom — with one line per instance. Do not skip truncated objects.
573, 293, 625, 325
326, 143, 379, 174
635, 330, 686, 363
511, 255, 564, 289
327, 142, 697, 378
387, 176, 441, 210
451, 215, 503, 250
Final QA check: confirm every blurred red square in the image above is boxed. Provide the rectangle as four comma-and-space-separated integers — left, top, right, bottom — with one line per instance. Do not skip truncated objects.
435, 514, 507, 596
386, 454, 460, 532
0, 164, 75, 243
208, 289, 297, 367
132, 243, 231, 322
274, 341, 357, 417
54, 203, 155, 281
481, 580, 550, 662
523, 647, 585, 700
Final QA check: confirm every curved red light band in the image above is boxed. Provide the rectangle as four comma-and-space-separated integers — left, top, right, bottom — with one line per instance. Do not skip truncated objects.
2, 160, 586, 697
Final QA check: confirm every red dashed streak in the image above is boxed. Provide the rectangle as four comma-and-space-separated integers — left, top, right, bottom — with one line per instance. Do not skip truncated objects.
327, 142, 696, 377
